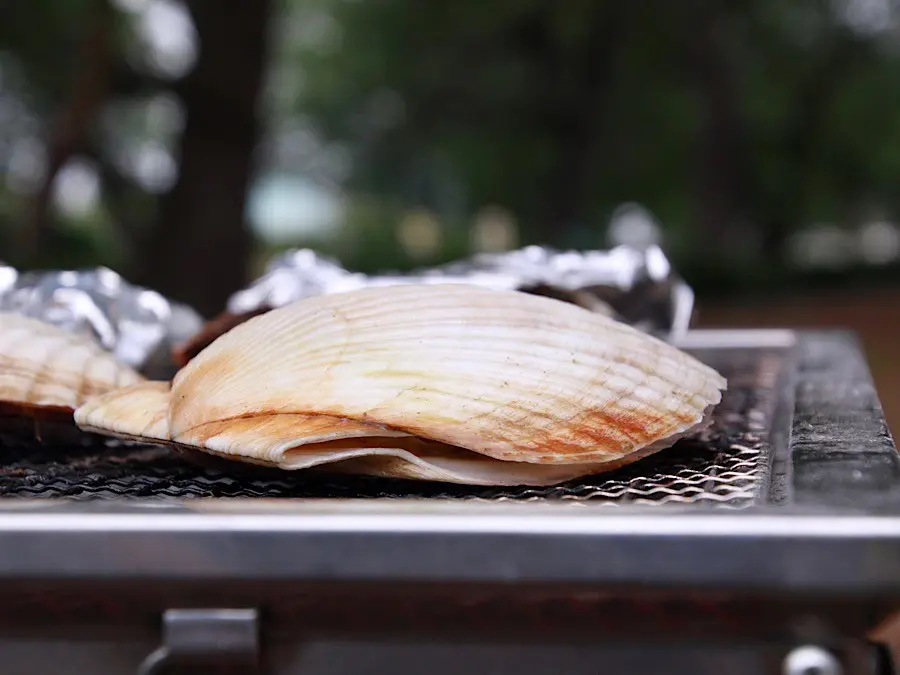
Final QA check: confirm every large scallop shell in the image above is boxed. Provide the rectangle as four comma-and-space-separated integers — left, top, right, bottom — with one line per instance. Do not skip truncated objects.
0, 312, 144, 419
75, 285, 726, 485
170, 285, 726, 463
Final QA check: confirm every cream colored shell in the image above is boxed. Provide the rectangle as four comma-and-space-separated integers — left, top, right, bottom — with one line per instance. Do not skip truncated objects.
170, 284, 726, 464
75, 284, 727, 485
0, 312, 144, 415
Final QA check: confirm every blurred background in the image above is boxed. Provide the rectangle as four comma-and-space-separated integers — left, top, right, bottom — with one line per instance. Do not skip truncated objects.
0, 0, 898, 429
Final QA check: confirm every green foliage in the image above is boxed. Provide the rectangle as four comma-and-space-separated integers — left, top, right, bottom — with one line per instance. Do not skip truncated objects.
260, 194, 471, 275
6, 0, 900, 292
281, 0, 900, 277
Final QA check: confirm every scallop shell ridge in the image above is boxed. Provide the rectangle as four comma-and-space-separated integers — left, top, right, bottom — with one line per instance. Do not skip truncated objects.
0, 312, 145, 414
168, 284, 727, 465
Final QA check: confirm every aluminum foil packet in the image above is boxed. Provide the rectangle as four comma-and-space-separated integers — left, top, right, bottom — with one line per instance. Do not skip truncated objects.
0, 263, 203, 379
227, 244, 695, 340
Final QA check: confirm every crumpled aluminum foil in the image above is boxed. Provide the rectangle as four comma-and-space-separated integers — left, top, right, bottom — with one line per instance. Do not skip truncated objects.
0, 263, 203, 379
228, 244, 695, 340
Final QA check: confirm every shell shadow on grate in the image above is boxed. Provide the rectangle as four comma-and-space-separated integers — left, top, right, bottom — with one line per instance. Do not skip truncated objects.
0, 347, 785, 506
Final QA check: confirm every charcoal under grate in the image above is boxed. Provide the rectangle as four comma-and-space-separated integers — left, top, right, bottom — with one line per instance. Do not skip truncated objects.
0, 347, 787, 506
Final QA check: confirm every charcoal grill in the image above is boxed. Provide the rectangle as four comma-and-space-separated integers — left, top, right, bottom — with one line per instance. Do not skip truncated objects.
0, 329, 898, 675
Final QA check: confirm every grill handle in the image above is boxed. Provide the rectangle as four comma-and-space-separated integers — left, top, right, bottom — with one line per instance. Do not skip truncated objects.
136, 608, 261, 674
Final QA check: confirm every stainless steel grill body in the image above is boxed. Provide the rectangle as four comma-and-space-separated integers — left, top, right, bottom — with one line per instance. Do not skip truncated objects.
0, 330, 897, 675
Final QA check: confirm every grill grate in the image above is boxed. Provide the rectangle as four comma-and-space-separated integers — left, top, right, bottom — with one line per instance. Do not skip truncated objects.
0, 347, 788, 507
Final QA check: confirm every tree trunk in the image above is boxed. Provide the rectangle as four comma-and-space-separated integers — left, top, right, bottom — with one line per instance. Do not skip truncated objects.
18, 0, 113, 265
537, 4, 628, 247
687, 3, 751, 264
137, 0, 271, 318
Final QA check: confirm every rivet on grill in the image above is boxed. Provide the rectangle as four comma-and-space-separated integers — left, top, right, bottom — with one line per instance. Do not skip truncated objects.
782, 645, 843, 675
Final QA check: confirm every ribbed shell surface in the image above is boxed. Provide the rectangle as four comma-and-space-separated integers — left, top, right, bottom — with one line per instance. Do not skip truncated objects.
0, 313, 144, 413
169, 285, 726, 465
75, 381, 171, 441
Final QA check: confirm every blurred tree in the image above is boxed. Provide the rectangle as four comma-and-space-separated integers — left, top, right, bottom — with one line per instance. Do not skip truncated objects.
0, 0, 115, 265
135, 0, 273, 317
17, 0, 116, 261
0, 0, 272, 317
3, 0, 900, 304
286, 0, 900, 277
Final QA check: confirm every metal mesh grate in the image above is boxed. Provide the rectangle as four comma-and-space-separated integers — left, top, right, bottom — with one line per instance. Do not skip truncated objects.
0, 347, 787, 507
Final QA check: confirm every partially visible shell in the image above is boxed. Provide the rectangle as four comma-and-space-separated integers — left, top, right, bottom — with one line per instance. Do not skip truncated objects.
0, 312, 145, 418
74, 380, 170, 442
75, 383, 642, 486
170, 284, 726, 466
